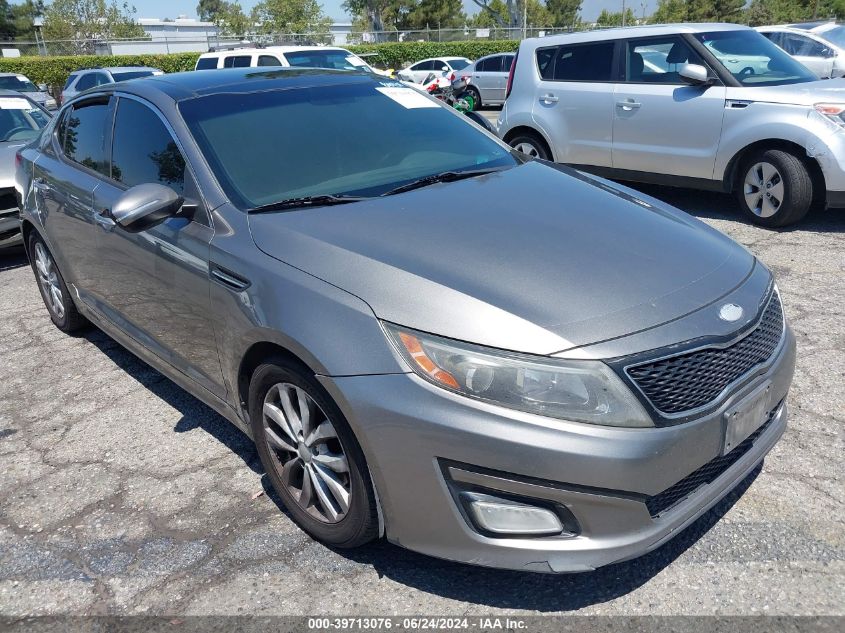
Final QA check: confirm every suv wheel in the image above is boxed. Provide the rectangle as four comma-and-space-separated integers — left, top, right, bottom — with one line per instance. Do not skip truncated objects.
508, 133, 549, 160
736, 149, 813, 227
28, 233, 88, 333
249, 357, 379, 548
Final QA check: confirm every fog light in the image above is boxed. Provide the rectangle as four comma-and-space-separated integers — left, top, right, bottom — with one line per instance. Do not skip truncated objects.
462, 492, 563, 536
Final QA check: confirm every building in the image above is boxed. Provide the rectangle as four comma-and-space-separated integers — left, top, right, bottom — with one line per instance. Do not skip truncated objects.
108, 16, 219, 55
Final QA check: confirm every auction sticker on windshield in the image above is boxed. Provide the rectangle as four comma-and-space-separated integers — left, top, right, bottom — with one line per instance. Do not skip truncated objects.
0, 97, 34, 109
376, 86, 439, 109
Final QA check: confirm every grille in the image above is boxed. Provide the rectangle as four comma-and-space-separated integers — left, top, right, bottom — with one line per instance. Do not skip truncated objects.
627, 292, 783, 415
645, 401, 782, 517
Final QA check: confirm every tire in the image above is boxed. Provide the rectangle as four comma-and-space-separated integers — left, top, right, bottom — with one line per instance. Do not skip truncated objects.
735, 149, 813, 227
465, 86, 481, 110
249, 357, 379, 548
27, 232, 88, 333
508, 132, 550, 160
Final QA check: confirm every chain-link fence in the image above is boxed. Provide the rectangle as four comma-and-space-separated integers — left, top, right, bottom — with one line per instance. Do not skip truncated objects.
0, 26, 596, 58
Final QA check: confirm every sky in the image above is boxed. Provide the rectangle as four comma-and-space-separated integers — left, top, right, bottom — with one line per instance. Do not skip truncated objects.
134, 0, 658, 23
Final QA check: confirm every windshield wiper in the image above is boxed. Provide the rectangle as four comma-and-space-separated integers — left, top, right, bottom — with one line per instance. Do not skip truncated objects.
248, 194, 369, 213
380, 167, 508, 197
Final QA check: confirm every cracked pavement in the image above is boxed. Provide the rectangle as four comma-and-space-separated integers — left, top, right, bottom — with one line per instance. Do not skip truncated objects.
0, 187, 843, 616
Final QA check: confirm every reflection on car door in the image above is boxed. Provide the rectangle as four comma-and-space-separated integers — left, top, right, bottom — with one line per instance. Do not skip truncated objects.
612, 36, 727, 179
532, 41, 616, 167
89, 96, 226, 398
780, 33, 833, 78
34, 98, 111, 301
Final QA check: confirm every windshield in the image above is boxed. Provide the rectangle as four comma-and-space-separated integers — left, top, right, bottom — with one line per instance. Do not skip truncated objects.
179, 79, 516, 209
449, 59, 471, 70
694, 30, 817, 86
817, 25, 845, 48
284, 50, 372, 72
112, 70, 157, 82
0, 97, 48, 142
0, 76, 39, 92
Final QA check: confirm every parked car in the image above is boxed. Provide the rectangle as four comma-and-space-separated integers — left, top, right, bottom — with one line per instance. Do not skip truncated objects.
61, 67, 164, 104
0, 91, 50, 250
396, 57, 472, 83
499, 23, 845, 227
195, 46, 389, 76
464, 52, 515, 108
17, 67, 795, 573
756, 25, 845, 78
0, 73, 57, 110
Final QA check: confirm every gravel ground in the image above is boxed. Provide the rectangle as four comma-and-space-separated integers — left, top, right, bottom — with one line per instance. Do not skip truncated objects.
0, 182, 843, 617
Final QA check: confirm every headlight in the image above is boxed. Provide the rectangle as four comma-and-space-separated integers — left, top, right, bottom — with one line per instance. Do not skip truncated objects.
814, 103, 845, 127
384, 323, 652, 428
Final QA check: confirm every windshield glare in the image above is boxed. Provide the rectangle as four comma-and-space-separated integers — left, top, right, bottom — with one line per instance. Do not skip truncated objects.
818, 25, 845, 48
0, 76, 39, 92
179, 80, 517, 209
695, 30, 817, 86
284, 50, 371, 72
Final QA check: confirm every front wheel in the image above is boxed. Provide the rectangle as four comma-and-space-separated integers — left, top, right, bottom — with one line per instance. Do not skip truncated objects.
249, 358, 379, 548
735, 149, 813, 227
465, 86, 480, 111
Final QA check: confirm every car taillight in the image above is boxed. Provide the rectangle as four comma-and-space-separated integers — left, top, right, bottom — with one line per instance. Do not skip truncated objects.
449, 71, 455, 81
505, 52, 518, 100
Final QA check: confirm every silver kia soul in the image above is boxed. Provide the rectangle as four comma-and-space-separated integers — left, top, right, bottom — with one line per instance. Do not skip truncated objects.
499, 22, 845, 227
16, 68, 795, 573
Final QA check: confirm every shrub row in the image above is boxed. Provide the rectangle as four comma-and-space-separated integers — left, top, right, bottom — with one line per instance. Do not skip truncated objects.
0, 40, 521, 90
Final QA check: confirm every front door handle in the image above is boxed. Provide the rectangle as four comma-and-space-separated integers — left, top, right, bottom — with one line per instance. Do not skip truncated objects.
93, 209, 116, 231
539, 94, 559, 104
616, 99, 642, 111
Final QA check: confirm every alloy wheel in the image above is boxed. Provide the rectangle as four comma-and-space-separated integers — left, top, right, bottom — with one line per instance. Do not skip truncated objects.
34, 242, 65, 320
262, 382, 351, 523
743, 161, 784, 218
513, 141, 540, 158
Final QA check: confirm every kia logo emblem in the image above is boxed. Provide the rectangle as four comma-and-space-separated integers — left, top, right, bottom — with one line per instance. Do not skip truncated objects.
719, 303, 744, 322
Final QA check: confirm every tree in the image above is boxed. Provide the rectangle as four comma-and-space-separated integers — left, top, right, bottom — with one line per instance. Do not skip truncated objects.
214, 1, 250, 36
595, 7, 636, 26
343, 0, 418, 34
546, 0, 581, 28
250, 0, 333, 36
43, 0, 146, 51
196, 0, 223, 22
408, 0, 465, 29
649, 0, 688, 23
468, 0, 507, 26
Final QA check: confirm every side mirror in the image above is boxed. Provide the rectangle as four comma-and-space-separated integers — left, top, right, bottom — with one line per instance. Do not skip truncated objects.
111, 183, 183, 232
679, 63, 712, 86
442, 66, 449, 72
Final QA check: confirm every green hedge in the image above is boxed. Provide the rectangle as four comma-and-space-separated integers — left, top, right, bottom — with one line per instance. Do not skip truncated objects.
0, 41, 520, 92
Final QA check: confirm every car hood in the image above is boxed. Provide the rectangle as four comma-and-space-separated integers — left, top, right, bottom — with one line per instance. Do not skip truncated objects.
729, 77, 845, 106
0, 141, 24, 188
248, 162, 754, 355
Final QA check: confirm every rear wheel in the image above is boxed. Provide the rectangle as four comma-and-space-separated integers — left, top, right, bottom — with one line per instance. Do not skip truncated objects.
465, 86, 481, 110
508, 132, 549, 160
28, 232, 87, 333
735, 149, 813, 227
249, 358, 379, 548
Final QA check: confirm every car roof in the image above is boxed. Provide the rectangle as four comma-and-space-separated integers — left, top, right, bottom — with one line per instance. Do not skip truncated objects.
200, 46, 352, 58
79, 66, 162, 73
98, 67, 380, 103
523, 22, 750, 47
0, 72, 31, 78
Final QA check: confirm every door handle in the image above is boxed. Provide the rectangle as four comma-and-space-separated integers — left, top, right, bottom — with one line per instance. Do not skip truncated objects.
93, 209, 116, 231
616, 99, 642, 111
539, 94, 558, 104
210, 263, 251, 291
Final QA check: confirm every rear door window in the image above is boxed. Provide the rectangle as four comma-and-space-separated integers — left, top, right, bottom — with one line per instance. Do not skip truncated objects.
537, 41, 615, 82
61, 100, 111, 177
477, 56, 501, 72
223, 55, 252, 68
258, 55, 282, 66
74, 73, 98, 91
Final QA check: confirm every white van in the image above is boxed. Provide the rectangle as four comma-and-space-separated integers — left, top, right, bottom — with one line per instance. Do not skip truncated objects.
195, 46, 384, 74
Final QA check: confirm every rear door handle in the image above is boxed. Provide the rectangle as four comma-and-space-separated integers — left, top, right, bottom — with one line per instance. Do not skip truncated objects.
539, 94, 558, 103
616, 99, 642, 111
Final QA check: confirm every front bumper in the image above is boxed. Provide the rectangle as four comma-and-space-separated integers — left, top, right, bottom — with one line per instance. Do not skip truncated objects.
321, 326, 796, 573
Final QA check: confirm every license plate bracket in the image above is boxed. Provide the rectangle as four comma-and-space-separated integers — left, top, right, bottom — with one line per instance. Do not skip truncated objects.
722, 381, 772, 455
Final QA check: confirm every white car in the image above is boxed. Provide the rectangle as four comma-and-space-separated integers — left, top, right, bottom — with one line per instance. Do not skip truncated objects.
756, 24, 845, 78
195, 46, 387, 75
396, 57, 472, 83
